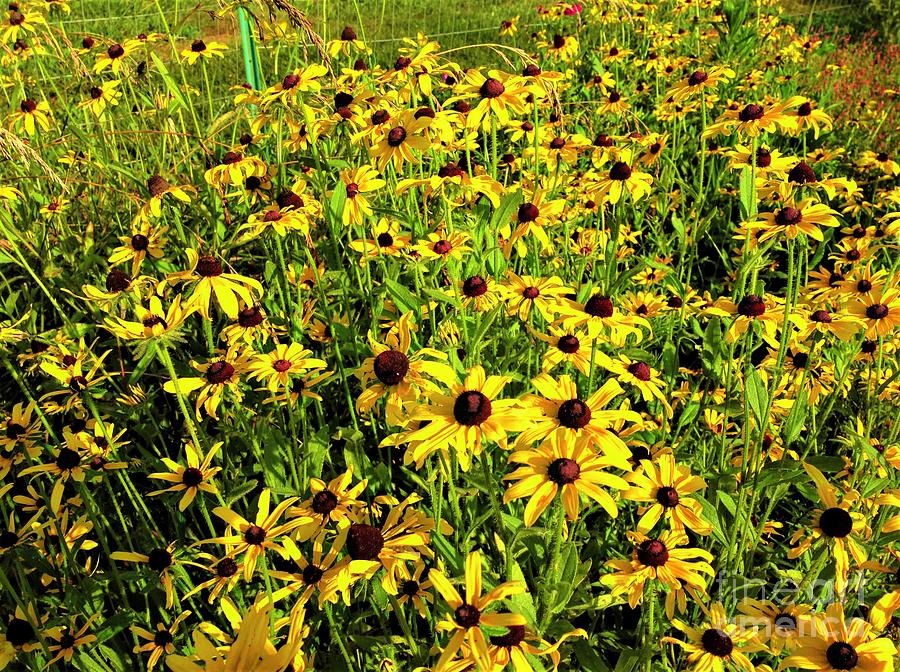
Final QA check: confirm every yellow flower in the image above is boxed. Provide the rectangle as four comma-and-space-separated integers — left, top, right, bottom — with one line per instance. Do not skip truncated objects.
78, 80, 122, 118
148, 441, 222, 511
621, 453, 712, 535
247, 342, 328, 395
9, 98, 52, 135
180, 38, 227, 64
166, 249, 264, 319
504, 432, 629, 526
164, 348, 250, 419
602, 530, 714, 617
782, 602, 896, 671
339, 165, 385, 225
429, 550, 527, 672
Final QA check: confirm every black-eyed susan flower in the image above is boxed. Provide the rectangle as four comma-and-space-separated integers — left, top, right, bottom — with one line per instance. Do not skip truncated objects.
781, 602, 896, 671
19, 435, 87, 512
166, 249, 263, 319
604, 354, 673, 416
391, 558, 434, 618
355, 312, 455, 426
180, 38, 227, 64
338, 165, 385, 226
78, 79, 122, 119
501, 272, 570, 322
207, 489, 300, 581
585, 150, 653, 204
602, 530, 714, 618
788, 463, 869, 596
662, 602, 763, 670
44, 615, 99, 667
8, 97, 51, 135
393, 365, 532, 471
162, 347, 252, 420
247, 342, 327, 395
665, 66, 734, 103
504, 433, 629, 526
450, 69, 527, 131
289, 467, 368, 542
514, 374, 639, 462
103, 292, 192, 342
270, 532, 344, 608
93, 40, 136, 74
111, 542, 179, 608
849, 289, 900, 338
735, 598, 812, 654
554, 292, 650, 343
148, 440, 221, 511
349, 217, 411, 262
429, 550, 527, 671
622, 453, 712, 536
108, 221, 167, 276
131, 611, 190, 672
748, 200, 841, 242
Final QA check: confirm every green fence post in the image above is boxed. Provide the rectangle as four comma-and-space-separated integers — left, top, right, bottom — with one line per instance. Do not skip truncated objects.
238, 7, 262, 90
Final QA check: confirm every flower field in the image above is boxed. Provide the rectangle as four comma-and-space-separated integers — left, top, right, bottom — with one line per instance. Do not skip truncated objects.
1, 0, 900, 670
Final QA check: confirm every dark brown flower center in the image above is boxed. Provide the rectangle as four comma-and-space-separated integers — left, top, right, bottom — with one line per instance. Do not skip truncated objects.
206, 361, 235, 385
819, 507, 853, 538
656, 486, 680, 508
271, 359, 292, 373
876, 152, 889, 162
182, 467, 204, 487
453, 603, 481, 628
243, 524, 266, 545
453, 390, 492, 426
628, 361, 651, 381
701, 628, 733, 657
238, 306, 263, 327
785, 161, 815, 184
107, 43, 124, 59
774, 613, 797, 631
282, 73, 300, 89
147, 547, 173, 571
811, 309, 832, 323
153, 630, 173, 647
373, 350, 410, 386
347, 523, 384, 560
216, 557, 238, 577
738, 104, 764, 121
523, 64, 541, 77
609, 162, 632, 181
557, 399, 592, 429
687, 70, 708, 86
401, 579, 419, 596
866, 304, 889, 320
523, 286, 540, 299
462, 275, 488, 298
131, 233, 150, 251
190, 39, 206, 52
340, 25, 357, 40
105, 270, 131, 293
196, 256, 223, 277
737, 294, 766, 317
557, 335, 580, 353
386, 127, 407, 147
797, 101, 812, 116
584, 295, 614, 317
433, 239, 452, 255
547, 457, 580, 484
636, 539, 669, 567
312, 489, 338, 515
20, 98, 36, 113
775, 207, 802, 226
6, 618, 35, 647
480, 77, 506, 99
56, 447, 81, 471
826, 642, 858, 669
490, 624, 526, 647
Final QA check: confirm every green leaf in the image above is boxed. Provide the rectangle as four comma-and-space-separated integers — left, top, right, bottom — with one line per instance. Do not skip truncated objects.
488, 190, 522, 235
573, 640, 612, 672
745, 368, 768, 426
508, 560, 538, 624
383, 277, 421, 314
739, 165, 755, 220
328, 179, 347, 226
782, 389, 808, 445
150, 52, 189, 111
